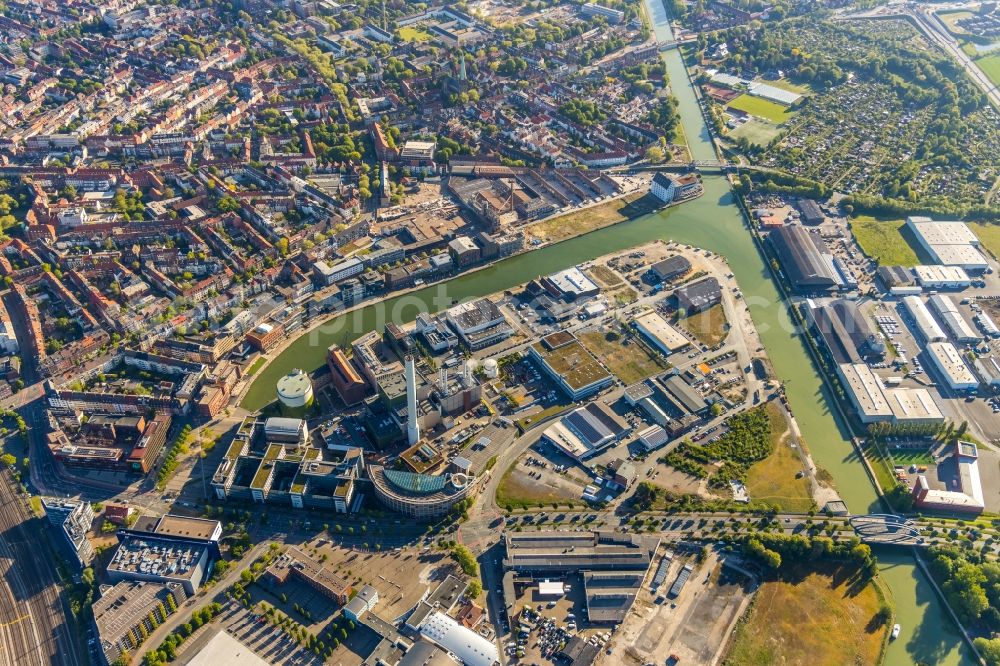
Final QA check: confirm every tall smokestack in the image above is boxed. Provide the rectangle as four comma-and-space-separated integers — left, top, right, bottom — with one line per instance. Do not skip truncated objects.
405, 356, 420, 446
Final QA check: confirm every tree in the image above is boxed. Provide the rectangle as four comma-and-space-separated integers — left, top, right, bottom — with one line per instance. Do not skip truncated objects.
975, 637, 1000, 666
467, 579, 483, 598
645, 146, 665, 163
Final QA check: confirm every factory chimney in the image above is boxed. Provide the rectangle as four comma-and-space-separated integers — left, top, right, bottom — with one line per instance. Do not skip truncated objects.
406, 356, 421, 445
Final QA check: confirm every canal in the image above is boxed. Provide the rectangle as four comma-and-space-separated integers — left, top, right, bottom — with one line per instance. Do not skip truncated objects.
241, 1, 974, 660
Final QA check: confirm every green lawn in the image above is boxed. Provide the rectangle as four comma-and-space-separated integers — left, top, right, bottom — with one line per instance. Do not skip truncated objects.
849, 216, 920, 266
726, 94, 794, 124
579, 331, 667, 384
398, 26, 432, 42
728, 118, 784, 147
245, 357, 267, 376
969, 222, 1000, 260
974, 53, 1000, 87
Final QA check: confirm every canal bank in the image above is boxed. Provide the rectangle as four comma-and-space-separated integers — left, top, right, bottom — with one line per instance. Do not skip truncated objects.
238, 1, 974, 660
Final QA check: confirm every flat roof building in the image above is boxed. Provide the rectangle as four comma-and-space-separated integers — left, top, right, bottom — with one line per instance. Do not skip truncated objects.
674, 276, 722, 312
928, 294, 981, 344
912, 265, 971, 289
906, 216, 988, 272
911, 441, 984, 514
540, 402, 631, 461
901, 296, 947, 343
418, 611, 498, 666
925, 341, 978, 391
632, 310, 690, 356
837, 364, 944, 424
529, 332, 613, 400
368, 465, 474, 518
93, 581, 188, 666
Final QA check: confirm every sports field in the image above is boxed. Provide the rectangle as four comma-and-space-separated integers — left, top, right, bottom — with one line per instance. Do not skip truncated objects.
726, 94, 794, 124
729, 118, 783, 146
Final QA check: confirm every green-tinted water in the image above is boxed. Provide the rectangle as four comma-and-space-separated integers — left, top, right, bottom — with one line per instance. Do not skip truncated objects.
240, 2, 971, 661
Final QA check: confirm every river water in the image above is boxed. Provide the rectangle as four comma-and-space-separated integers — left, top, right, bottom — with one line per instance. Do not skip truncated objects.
242, 3, 973, 661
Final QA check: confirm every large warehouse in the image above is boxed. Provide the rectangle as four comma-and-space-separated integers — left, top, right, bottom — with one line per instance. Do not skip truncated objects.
837, 363, 943, 424
901, 296, 947, 344
632, 310, 690, 356
925, 341, 978, 391
767, 226, 846, 292
807, 299, 885, 364
928, 294, 981, 344
906, 216, 988, 272
540, 401, 631, 460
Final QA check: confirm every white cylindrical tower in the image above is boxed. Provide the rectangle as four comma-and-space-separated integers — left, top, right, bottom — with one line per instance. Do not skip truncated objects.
405, 356, 421, 445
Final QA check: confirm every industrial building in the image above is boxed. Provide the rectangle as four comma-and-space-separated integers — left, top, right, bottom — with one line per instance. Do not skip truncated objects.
928, 295, 981, 344
836, 364, 943, 425
529, 332, 613, 400
540, 402, 631, 460
807, 299, 885, 364
674, 276, 722, 312
649, 255, 692, 283
212, 417, 364, 511
901, 296, 947, 343
911, 441, 985, 514
502, 531, 659, 625
539, 266, 601, 302
767, 226, 846, 292
905, 216, 988, 272
444, 298, 514, 350
925, 341, 979, 391
93, 581, 188, 665
327, 344, 368, 405
42, 498, 95, 568
631, 310, 690, 356
876, 266, 921, 295
912, 265, 972, 289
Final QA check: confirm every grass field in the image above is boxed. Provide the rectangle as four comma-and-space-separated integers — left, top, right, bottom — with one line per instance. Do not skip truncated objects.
850, 216, 920, 266
725, 563, 889, 666
726, 94, 794, 124
728, 118, 783, 147
745, 402, 814, 513
398, 26, 432, 41
885, 446, 934, 466
580, 330, 667, 384
677, 302, 729, 347
587, 264, 624, 287
245, 357, 267, 376
969, 222, 1000, 260
974, 53, 1000, 87
526, 192, 660, 243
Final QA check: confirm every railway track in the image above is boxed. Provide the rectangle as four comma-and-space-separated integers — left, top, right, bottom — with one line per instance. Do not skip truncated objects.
0, 470, 80, 666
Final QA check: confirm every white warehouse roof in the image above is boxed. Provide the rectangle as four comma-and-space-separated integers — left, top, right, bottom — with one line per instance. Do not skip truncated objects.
925, 342, 978, 390
902, 296, 946, 343
419, 611, 498, 666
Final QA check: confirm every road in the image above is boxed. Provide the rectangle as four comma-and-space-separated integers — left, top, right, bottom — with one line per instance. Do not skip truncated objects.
0, 470, 80, 666
134, 540, 273, 662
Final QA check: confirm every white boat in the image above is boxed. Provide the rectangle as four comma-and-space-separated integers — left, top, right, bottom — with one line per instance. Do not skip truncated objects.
891, 624, 901, 640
